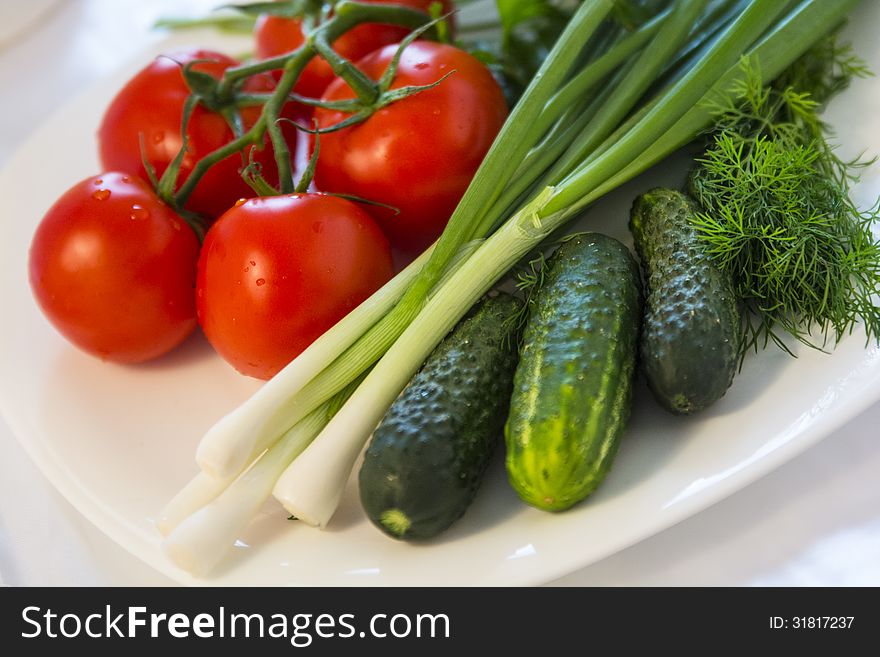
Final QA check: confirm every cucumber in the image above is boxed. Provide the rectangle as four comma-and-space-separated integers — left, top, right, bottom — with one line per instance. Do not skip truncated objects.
505, 233, 642, 512
358, 293, 523, 540
629, 188, 741, 414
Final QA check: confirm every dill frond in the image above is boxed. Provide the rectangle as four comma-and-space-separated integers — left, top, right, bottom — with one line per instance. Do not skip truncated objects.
689, 41, 880, 355
501, 250, 548, 346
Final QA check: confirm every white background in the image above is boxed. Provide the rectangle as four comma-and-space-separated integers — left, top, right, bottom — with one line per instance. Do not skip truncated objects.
0, 0, 878, 587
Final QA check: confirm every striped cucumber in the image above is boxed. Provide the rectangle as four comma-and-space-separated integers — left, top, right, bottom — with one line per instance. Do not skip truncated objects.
505, 233, 642, 512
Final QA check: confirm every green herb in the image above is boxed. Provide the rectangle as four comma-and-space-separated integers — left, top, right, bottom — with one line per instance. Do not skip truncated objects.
689, 49, 880, 354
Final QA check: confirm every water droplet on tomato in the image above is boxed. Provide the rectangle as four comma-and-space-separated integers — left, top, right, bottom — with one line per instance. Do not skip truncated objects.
152, 131, 164, 144
93, 178, 103, 185
121, 175, 131, 183
249, 260, 256, 267
234, 198, 247, 207
415, 62, 429, 70
243, 266, 249, 272
129, 204, 150, 220
256, 278, 266, 286
169, 219, 181, 231
92, 189, 111, 201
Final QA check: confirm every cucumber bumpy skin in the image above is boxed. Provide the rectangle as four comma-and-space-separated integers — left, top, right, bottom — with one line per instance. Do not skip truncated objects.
358, 293, 523, 541
505, 233, 642, 512
629, 188, 741, 414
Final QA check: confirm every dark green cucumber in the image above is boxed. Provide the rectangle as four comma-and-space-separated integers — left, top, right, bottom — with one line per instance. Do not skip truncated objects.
505, 234, 642, 512
358, 293, 523, 540
629, 188, 741, 414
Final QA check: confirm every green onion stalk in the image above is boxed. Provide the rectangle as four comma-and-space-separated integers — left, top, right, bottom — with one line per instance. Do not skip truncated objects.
161, 0, 863, 572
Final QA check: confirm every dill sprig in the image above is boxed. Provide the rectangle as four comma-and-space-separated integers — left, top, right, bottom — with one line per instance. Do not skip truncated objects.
501, 250, 548, 347
688, 41, 880, 354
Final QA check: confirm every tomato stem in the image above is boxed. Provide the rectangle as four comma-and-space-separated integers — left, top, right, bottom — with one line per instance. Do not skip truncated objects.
214, 2, 438, 98
241, 161, 281, 196
171, 1, 439, 209
311, 34, 380, 104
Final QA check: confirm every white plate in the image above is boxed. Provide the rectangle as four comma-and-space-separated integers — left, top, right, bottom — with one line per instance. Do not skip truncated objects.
2, 5, 880, 586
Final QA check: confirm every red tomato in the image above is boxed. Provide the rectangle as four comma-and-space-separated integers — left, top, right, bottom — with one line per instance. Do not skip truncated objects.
29, 173, 200, 364
98, 48, 295, 220
197, 194, 393, 379
254, 0, 454, 99
313, 41, 508, 253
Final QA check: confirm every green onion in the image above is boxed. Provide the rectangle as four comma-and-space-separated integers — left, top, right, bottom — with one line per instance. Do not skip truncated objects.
164, 403, 331, 575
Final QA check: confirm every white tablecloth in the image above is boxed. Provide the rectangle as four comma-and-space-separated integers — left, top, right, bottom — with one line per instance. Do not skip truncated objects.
1, 0, 878, 587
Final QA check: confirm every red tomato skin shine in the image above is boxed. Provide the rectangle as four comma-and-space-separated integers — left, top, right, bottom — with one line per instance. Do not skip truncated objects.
97, 48, 292, 220
196, 194, 393, 379
254, 0, 455, 99
28, 173, 200, 363
313, 41, 508, 254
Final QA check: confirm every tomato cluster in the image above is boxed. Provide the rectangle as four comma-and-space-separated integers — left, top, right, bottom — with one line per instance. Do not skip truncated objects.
28, 1, 507, 380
